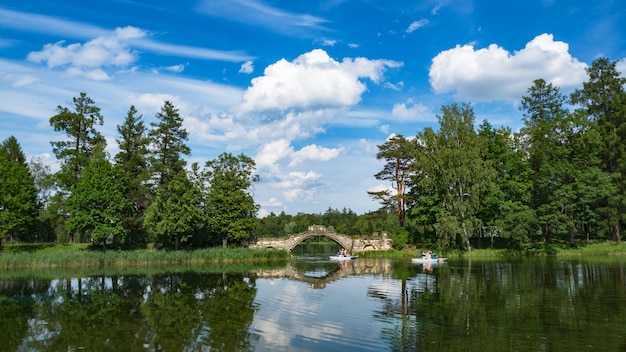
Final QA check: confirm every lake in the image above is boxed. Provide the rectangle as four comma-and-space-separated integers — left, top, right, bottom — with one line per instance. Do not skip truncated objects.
2, 247, 626, 351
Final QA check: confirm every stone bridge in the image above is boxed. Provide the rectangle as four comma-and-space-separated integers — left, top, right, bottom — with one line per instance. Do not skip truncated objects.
248, 225, 393, 253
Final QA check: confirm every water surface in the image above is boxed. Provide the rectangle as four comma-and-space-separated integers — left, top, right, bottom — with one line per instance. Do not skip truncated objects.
2, 252, 626, 351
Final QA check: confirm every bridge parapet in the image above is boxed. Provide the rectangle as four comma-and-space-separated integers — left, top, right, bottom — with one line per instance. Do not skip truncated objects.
248, 225, 393, 253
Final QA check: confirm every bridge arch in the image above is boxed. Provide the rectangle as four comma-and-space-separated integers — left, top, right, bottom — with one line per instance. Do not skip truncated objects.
284, 227, 353, 252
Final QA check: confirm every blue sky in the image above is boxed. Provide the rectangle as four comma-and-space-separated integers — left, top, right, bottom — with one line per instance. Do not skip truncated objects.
1, 0, 625, 216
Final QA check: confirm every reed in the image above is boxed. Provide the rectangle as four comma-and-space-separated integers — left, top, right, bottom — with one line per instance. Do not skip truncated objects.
0, 245, 290, 269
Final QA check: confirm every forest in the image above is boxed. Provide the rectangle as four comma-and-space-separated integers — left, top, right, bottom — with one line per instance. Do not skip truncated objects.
1, 58, 625, 252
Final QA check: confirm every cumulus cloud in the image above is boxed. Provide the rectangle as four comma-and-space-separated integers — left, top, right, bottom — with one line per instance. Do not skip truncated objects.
289, 144, 343, 166
429, 33, 588, 101
27, 26, 145, 80
406, 19, 429, 33
237, 49, 402, 113
391, 99, 433, 121
255, 139, 342, 172
239, 60, 254, 74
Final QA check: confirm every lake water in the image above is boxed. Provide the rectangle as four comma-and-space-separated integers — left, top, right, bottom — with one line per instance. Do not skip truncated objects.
2, 248, 626, 351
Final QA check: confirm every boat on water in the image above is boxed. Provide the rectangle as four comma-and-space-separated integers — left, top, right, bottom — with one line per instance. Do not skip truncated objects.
411, 257, 447, 264
329, 255, 358, 261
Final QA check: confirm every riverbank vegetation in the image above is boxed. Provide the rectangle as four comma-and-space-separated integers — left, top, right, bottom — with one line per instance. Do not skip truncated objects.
1, 58, 626, 254
0, 244, 290, 269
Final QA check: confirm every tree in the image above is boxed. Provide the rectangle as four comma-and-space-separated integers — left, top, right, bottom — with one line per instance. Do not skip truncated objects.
368, 134, 415, 227
203, 153, 259, 247
146, 101, 191, 250
477, 121, 535, 248
65, 144, 133, 249
143, 169, 203, 250
49, 92, 105, 243
115, 105, 150, 247
0, 136, 39, 251
49, 92, 105, 192
570, 58, 626, 243
148, 101, 190, 187
413, 103, 494, 250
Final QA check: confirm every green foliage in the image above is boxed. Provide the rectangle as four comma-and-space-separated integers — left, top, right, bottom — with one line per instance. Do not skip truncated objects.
0, 136, 40, 248
203, 153, 259, 247
143, 169, 203, 250
148, 100, 190, 186
49, 92, 105, 192
65, 144, 133, 248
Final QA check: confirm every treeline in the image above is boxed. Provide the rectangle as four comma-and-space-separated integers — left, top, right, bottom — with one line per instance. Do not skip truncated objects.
1, 58, 624, 252
367, 58, 626, 250
0, 95, 259, 251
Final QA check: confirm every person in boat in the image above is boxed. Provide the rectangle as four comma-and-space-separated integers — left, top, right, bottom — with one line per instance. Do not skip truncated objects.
422, 250, 432, 259
337, 248, 348, 257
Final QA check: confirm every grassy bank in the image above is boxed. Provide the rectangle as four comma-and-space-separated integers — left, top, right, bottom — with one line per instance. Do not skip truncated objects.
359, 241, 626, 259
0, 244, 290, 269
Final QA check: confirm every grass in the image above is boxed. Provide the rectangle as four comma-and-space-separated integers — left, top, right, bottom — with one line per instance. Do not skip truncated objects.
358, 241, 626, 259
0, 244, 291, 269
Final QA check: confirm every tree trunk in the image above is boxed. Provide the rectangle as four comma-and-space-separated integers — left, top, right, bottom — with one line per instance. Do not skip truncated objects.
613, 223, 621, 243
0, 238, 3, 253
152, 238, 158, 251
568, 212, 575, 245
222, 235, 228, 248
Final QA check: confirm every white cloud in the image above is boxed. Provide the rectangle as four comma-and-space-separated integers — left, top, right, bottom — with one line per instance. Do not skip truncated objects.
2, 73, 40, 88
406, 19, 429, 33
164, 64, 185, 73
255, 139, 293, 173
617, 58, 626, 77
238, 49, 402, 113
429, 33, 588, 101
289, 144, 342, 166
318, 38, 337, 46
391, 99, 433, 121
196, 0, 328, 36
239, 60, 254, 74
26, 26, 145, 80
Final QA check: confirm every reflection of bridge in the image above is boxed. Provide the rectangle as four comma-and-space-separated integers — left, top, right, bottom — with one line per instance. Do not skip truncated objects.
250, 258, 393, 289
248, 225, 393, 253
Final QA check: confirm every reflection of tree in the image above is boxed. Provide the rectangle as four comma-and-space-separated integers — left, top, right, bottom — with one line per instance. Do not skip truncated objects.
141, 278, 202, 351
0, 295, 33, 350
197, 273, 258, 352
368, 261, 424, 351
25, 276, 147, 351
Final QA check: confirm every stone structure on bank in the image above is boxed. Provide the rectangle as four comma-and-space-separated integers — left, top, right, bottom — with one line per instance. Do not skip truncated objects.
247, 225, 393, 253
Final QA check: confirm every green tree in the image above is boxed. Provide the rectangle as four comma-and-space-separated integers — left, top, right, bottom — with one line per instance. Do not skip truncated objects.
49, 92, 105, 191
49, 92, 105, 242
413, 103, 494, 250
368, 134, 415, 227
148, 101, 190, 187
520, 79, 571, 242
65, 144, 133, 249
477, 121, 535, 248
115, 105, 151, 247
143, 169, 203, 250
203, 153, 259, 247
570, 58, 626, 242
0, 136, 39, 251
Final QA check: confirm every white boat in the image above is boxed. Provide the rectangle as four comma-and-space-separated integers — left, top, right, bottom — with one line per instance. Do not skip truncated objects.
411, 257, 447, 264
329, 255, 358, 261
